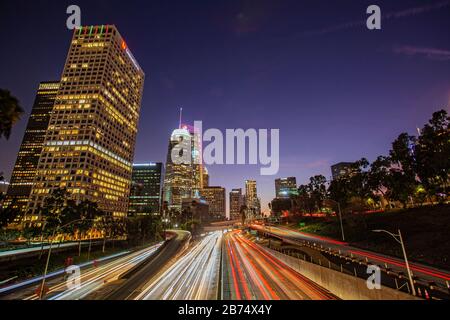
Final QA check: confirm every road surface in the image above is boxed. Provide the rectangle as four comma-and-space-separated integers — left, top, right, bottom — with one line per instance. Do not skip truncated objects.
136, 231, 222, 300
105, 230, 191, 300
222, 230, 338, 300
0, 244, 161, 300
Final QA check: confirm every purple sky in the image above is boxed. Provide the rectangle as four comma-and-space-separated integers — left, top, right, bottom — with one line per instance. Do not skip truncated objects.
0, 0, 449, 213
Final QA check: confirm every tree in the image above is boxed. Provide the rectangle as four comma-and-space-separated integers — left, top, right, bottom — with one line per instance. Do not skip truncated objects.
389, 134, 418, 207
308, 175, 327, 212
415, 109, 450, 195
368, 156, 392, 208
240, 205, 247, 226
0, 89, 24, 140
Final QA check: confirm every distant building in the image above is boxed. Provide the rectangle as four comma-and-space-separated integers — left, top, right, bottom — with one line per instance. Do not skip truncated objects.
229, 188, 244, 219
245, 180, 261, 216
275, 177, 298, 198
201, 186, 226, 219
4, 81, 60, 212
128, 163, 163, 216
0, 181, 9, 209
331, 162, 355, 180
202, 167, 209, 188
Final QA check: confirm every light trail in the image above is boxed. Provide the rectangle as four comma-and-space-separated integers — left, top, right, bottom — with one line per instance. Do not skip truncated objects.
22, 243, 162, 300
136, 232, 222, 300
223, 231, 338, 300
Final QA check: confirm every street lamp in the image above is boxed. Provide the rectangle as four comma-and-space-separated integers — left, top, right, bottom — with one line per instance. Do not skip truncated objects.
372, 229, 416, 296
326, 199, 345, 242
38, 218, 94, 299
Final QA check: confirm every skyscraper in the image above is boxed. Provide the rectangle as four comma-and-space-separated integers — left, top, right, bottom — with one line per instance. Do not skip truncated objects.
129, 163, 163, 216
4, 81, 60, 212
163, 127, 195, 212
275, 177, 298, 198
229, 188, 243, 219
201, 186, 226, 219
163, 122, 203, 212
27, 25, 145, 218
245, 180, 261, 216
202, 167, 209, 188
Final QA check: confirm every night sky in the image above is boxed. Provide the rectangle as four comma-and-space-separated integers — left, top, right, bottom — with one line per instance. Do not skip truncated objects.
0, 0, 449, 213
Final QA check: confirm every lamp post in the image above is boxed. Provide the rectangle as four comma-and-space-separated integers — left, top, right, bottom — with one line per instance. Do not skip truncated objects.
372, 229, 416, 296
326, 199, 345, 242
38, 218, 94, 299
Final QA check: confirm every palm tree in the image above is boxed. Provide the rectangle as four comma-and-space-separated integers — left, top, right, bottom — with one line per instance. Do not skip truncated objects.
0, 89, 24, 140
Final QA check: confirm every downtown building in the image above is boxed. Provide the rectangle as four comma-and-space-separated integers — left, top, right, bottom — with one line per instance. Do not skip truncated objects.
27, 25, 145, 219
245, 180, 261, 217
201, 186, 226, 219
275, 177, 298, 198
229, 188, 244, 219
4, 81, 60, 212
163, 124, 204, 213
331, 162, 355, 180
129, 163, 163, 216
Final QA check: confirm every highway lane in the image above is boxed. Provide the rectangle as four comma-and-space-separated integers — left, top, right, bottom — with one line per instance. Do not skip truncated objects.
251, 224, 450, 288
136, 231, 222, 300
1, 243, 161, 300
105, 230, 191, 300
222, 230, 338, 300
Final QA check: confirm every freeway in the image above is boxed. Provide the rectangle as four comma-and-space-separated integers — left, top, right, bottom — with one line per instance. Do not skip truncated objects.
0, 243, 161, 300
222, 230, 338, 300
105, 230, 191, 300
136, 231, 222, 300
251, 224, 450, 289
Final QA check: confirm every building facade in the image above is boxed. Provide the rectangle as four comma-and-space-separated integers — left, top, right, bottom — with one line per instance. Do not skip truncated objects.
128, 163, 163, 216
27, 25, 145, 218
331, 162, 355, 180
245, 180, 261, 216
201, 186, 226, 219
163, 123, 204, 212
4, 81, 60, 212
229, 188, 243, 219
275, 177, 298, 198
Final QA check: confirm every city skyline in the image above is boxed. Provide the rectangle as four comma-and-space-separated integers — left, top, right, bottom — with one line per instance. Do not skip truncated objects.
1, 0, 449, 213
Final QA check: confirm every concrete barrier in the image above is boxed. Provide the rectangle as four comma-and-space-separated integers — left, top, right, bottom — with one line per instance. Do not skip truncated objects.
263, 246, 420, 300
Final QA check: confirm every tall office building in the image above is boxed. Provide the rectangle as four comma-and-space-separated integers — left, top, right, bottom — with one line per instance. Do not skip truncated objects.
275, 177, 298, 198
245, 180, 261, 216
229, 188, 243, 219
331, 162, 355, 180
4, 82, 60, 212
163, 123, 203, 212
201, 186, 226, 219
163, 127, 194, 212
129, 163, 163, 216
28, 25, 145, 218
202, 167, 209, 188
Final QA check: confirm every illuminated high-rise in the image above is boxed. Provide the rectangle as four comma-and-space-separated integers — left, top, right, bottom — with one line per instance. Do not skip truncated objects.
4, 81, 60, 212
162, 122, 203, 212
229, 188, 243, 219
245, 180, 261, 216
27, 25, 145, 218
129, 163, 163, 216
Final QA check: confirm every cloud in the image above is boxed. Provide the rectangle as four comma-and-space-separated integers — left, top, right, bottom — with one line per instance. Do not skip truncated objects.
393, 45, 450, 61
301, 0, 450, 37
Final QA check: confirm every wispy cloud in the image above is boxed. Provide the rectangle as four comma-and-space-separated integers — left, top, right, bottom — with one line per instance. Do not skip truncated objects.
301, 0, 450, 37
393, 45, 450, 61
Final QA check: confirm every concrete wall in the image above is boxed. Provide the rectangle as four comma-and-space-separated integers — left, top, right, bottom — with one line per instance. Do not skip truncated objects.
263, 247, 419, 300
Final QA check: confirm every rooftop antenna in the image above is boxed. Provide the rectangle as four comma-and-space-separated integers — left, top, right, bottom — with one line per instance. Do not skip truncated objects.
179, 107, 183, 129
